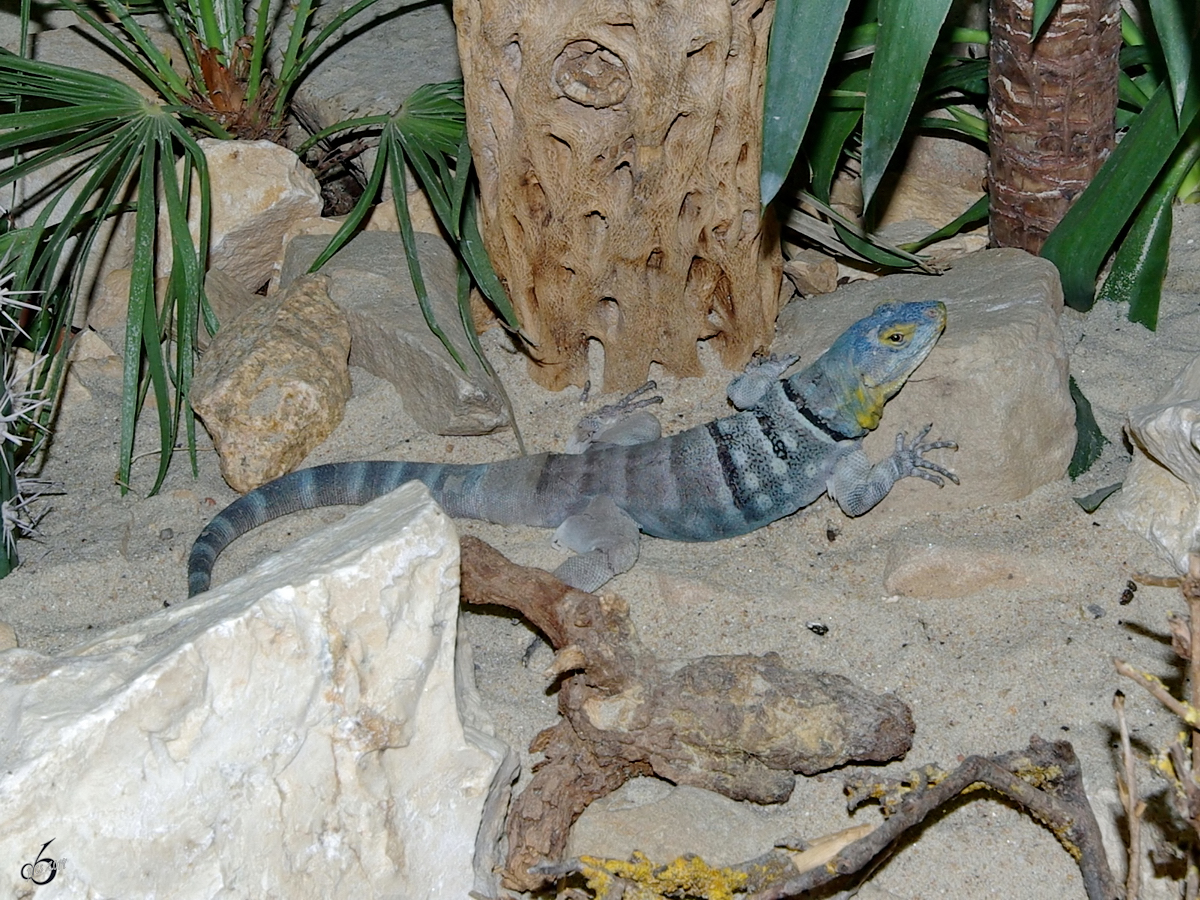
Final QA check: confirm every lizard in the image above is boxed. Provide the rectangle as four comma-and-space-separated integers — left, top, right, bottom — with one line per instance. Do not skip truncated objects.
188, 299, 956, 597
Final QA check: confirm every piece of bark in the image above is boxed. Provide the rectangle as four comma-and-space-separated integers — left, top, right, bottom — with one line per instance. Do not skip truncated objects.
457, 536, 914, 891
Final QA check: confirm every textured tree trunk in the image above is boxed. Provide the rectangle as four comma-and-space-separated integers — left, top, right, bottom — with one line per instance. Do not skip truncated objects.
988, 0, 1121, 252
454, 0, 782, 392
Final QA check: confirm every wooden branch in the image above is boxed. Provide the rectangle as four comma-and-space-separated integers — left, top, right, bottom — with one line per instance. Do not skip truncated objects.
457, 536, 915, 891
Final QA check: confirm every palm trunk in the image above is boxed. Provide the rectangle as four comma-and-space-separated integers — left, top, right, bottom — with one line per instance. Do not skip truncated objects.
453, 0, 783, 393
988, 0, 1121, 252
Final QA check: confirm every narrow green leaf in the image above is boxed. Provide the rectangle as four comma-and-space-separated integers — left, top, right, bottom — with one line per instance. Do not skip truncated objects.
1041, 80, 1199, 310
160, 130, 207, 480
860, 0, 954, 208
246, 0, 273, 105
760, 0, 854, 207
808, 69, 867, 201
447, 129, 472, 237
453, 242, 524, 455
460, 193, 520, 331
1098, 137, 1200, 329
1145, 0, 1194, 120
1068, 376, 1107, 479
55, 0, 187, 98
308, 134, 390, 274
119, 143, 161, 495
390, 135, 466, 371
1031, 0, 1062, 39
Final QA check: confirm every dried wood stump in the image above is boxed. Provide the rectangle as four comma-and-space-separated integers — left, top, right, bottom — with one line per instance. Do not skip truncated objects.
454, 0, 784, 392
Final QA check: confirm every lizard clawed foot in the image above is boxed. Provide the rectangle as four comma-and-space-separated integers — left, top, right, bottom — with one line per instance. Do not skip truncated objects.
746, 352, 800, 378
568, 381, 664, 452
894, 424, 959, 487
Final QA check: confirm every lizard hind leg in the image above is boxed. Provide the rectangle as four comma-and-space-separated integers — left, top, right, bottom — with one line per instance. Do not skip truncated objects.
551, 495, 641, 592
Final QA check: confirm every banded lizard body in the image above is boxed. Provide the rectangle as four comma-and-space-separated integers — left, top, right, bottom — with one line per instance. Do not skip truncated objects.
188, 300, 956, 597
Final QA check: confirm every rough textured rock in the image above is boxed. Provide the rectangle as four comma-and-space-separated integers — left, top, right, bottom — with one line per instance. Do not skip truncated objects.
161, 139, 323, 292
877, 135, 988, 231
1116, 355, 1200, 573
281, 231, 509, 435
0, 620, 15, 651
775, 247, 1074, 514
88, 266, 262, 351
0, 483, 510, 900
192, 274, 351, 492
455, 0, 782, 393
285, 0, 461, 141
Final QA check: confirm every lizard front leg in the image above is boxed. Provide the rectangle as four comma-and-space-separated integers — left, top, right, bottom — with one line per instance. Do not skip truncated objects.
827, 425, 958, 517
727, 353, 800, 410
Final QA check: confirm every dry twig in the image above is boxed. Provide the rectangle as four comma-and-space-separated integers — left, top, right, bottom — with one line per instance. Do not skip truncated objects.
536, 737, 1118, 900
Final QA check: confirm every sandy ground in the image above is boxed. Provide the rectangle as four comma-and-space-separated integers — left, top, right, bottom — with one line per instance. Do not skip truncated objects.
4, 209, 1200, 898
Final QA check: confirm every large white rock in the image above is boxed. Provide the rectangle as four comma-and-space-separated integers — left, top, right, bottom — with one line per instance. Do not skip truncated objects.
1117, 355, 1200, 573
0, 483, 511, 899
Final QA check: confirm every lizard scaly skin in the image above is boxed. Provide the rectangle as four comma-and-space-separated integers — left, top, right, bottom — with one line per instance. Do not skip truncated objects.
188, 300, 955, 596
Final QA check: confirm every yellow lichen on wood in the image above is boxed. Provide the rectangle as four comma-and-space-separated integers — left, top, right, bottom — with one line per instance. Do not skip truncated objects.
578, 851, 749, 900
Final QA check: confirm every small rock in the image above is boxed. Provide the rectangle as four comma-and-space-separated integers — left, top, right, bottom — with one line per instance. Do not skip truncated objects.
0, 621, 16, 651
782, 249, 839, 297
192, 274, 351, 492
87, 267, 170, 335
1116, 354, 1200, 573
775, 247, 1074, 515
0, 483, 508, 899
877, 135, 988, 231
280, 231, 509, 435
89, 267, 261, 352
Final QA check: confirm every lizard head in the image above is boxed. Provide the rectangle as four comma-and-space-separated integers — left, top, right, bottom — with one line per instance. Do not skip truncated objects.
820, 300, 947, 432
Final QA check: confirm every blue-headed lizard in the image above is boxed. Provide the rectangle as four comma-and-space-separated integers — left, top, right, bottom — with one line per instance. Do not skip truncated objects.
188, 300, 956, 596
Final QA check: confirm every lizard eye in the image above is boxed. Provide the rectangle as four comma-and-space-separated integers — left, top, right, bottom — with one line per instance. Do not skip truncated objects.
884, 331, 907, 344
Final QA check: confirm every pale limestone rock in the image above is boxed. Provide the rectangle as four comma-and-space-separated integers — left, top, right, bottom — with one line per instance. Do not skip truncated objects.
161, 139, 323, 292
877, 135, 988, 231
0, 483, 511, 900
775, 248, 1074, 515
0, 620, 15, 651
192, 274, 351, 492
281, 231, 509, 435
1116, 355, 1200, 573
